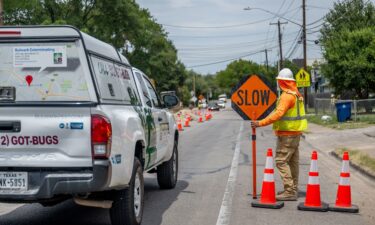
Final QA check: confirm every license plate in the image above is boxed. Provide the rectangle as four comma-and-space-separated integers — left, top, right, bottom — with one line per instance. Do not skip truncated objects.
0, 172, 28, 191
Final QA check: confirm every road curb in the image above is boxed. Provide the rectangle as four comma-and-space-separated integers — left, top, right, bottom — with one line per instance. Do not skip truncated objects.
329, 151, 375, 181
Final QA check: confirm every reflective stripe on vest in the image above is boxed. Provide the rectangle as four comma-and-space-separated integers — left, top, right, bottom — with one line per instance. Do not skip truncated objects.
272, 92, 308, 132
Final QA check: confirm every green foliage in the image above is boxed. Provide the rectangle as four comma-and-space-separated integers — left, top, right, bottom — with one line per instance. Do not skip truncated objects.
3, 0, 187, 101
1, 0, 307, 106
216, 59, 278, 94
283, 60, 300, 76
320, 0, 375, 99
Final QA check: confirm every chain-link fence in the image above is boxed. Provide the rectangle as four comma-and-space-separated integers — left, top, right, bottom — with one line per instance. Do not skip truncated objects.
314, 98, 336, 115
314, 98, 375, 121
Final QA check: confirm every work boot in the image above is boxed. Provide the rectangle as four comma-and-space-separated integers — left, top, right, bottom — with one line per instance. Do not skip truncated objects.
277, 189, 298, 195
276, 191, 297, 201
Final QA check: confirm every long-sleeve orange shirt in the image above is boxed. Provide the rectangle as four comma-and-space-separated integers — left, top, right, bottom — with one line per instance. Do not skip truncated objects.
258, 92, 302, 136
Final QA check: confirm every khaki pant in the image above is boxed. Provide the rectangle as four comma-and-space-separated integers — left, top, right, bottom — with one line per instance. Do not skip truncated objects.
275, 135, 301, 194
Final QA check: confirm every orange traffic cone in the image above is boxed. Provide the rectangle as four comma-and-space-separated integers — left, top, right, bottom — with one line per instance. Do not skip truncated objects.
184, 117, 190, 127
329, 152, 359, 213
252, 149, 284, 209
206, 110, 212, 120
198, 113, 203, 123
177, 117, 183, 131
298, 151, 328, 212
205, 113, 210, 121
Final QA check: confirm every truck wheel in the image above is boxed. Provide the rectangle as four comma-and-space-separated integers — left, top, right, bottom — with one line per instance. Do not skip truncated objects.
110, 158, 144, 225
157, 140, 178, 189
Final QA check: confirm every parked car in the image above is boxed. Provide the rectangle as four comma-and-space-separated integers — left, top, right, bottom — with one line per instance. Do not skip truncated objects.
217, 100, 226, 108
0, 25, 179, 225
208, 102, 220, 111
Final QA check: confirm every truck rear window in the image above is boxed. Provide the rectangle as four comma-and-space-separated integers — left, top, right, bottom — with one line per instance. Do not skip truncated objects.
0, 41, 91, 102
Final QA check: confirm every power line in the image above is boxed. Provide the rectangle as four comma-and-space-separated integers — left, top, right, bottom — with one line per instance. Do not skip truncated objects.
307, 17, 325, 26
186, 40, 295, 68
168, 31, 274, 39
305, 0, 371, 31
176, 31, 300, 50
285, 28, 302, 59
159, 16, 275, 29
307, 5, 331, 10
307, 29, 321, 34
263, 0, 288, 48
187, 50, 264, 68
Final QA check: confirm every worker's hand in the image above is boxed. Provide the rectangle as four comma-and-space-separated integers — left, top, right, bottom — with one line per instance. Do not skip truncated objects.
251, 121, 260, 128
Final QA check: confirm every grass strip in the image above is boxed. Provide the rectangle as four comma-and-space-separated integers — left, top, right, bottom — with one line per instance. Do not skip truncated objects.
307, 114, 375, 130
334, 149, 375, 176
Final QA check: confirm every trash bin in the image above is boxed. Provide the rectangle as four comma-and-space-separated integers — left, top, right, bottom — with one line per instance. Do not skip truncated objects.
335, 102, 352, 122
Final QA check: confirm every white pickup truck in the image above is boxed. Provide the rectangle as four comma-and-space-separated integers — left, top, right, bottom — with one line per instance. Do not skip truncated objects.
0, 25, 179, 225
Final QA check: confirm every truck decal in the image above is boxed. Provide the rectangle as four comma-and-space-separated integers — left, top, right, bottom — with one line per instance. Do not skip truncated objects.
0, 135, 59, 146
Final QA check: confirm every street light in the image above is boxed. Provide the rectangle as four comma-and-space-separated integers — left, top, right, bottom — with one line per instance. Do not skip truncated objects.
244, 4, 309, 106
243, 7, 302, 27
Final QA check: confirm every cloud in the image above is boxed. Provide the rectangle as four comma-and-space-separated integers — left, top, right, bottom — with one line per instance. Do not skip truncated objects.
167, 0, 195, 8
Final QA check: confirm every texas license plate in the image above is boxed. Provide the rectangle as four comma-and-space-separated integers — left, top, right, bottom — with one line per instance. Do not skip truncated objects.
0, 172, 28, 191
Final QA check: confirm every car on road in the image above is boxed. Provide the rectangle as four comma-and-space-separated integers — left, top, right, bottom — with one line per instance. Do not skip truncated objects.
218, 94, 227, 103
0, 25, 179, 225
217, 100, 226, 108
208, 102, 220, 111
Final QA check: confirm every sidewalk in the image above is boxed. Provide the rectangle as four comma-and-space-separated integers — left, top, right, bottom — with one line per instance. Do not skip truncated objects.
305, 123, 375, 158
304, 123, 375, 178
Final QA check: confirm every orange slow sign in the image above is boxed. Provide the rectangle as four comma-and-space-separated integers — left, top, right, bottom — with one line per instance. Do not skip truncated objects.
231, 75, 277, 121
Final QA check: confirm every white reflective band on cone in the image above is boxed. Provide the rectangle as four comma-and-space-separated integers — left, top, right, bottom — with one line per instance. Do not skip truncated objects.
263, 173, 275, 182
308, 176, 320, 185
309, 160, 318, 172
265, 157, 273, 169
341, 160, 350, 172
339, 177, 350, 186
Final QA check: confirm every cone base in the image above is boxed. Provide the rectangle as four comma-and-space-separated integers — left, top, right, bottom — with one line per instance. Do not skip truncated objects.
297, 202, 329, 212
328, 204, 359, 213
251, 200, 284, 209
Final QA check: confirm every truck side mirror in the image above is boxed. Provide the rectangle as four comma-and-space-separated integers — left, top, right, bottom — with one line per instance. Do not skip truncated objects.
163, 94, 179, 108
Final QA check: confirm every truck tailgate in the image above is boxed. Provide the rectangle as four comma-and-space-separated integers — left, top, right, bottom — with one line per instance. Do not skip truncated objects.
0, 107, 92, 168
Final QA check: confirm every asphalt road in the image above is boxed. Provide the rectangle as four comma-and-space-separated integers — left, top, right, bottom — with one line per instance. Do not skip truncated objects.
0, 105, 374, 225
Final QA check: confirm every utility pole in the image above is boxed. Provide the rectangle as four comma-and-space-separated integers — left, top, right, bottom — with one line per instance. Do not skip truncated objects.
0, 0, 3, 25
193, 74, 196, 95
270, 20, 288, 70
262, 49, 271, 72
302, 0, 308, 106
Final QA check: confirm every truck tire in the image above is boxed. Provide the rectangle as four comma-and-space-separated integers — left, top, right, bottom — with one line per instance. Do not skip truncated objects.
157, 140, 178, 189
110, 158, 144, 225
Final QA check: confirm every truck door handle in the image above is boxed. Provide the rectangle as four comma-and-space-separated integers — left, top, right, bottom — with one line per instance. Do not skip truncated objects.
158, 117, 163, 122
0, 121, 21, 133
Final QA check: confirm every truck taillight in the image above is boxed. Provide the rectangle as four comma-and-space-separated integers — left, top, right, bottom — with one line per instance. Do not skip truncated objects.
91, 115, 112, 159
0, 31, 21, 35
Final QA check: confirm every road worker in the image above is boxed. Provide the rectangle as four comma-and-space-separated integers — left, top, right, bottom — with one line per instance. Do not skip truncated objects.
251, 68, 307, 201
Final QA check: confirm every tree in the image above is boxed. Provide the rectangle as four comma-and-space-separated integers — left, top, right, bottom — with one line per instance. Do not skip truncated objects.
283, 60, 300, 77
3, 0, 188, 100
216, 59, 277, 94
320, 0, 375, 99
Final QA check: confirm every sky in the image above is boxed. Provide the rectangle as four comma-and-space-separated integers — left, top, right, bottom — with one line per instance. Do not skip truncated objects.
134, 0, 349, 74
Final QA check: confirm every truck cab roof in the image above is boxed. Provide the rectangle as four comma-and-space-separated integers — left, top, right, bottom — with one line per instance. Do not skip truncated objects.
0, 25, 130, 65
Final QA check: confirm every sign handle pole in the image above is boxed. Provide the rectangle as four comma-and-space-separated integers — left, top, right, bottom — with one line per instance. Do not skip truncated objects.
252, 123, 257, 199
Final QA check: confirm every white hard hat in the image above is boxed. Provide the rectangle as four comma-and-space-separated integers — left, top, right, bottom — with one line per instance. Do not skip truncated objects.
276, 68, 295, 81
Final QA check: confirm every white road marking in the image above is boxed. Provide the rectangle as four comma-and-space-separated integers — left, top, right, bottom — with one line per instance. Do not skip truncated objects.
216, 122, 243, 225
